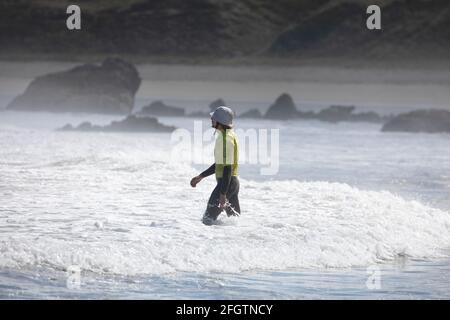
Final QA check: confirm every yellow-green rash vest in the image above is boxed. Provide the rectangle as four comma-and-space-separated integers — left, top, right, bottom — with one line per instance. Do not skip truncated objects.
214, 129, 239, 178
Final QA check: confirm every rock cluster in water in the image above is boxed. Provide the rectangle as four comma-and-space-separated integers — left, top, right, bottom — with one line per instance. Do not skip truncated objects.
264, 93, 298, 120
58, 115, 176, 133
138, 101, 185, 117
382, 109, 450, 133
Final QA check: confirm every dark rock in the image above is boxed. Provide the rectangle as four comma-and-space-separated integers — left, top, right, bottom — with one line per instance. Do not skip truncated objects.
78, 122, 93, 131
297, 110, 317, 119
7, 58, 141, 114
349, 111, 383, 123
106, 115, 174, 132
138, 101, 185, 117
265, 93, 298, 120
381, 109, 450, 133
59, 124, 74, 131
316, 105, 355, 123
58, 115, 176, 132
209, 99, 226, 112
296, 106, 383, 123
187, 111, 210, 118
382, 114, 396, 123
240, 109, 262, 118
186, 98, 227, 117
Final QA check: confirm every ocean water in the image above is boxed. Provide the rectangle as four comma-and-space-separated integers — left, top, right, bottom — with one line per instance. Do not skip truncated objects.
1, 111, 450, 299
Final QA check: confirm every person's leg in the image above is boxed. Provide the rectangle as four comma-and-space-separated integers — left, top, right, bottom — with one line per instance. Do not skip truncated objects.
202, 181, 223, 225
225, 177, 240, 217
226, 194, 240, 217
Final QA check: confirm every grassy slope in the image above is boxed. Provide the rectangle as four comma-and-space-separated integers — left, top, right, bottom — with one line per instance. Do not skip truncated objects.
0, 0, 448, 65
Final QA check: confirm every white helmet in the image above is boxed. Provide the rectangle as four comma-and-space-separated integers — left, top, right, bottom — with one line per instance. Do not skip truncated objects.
210, 106, 234, 127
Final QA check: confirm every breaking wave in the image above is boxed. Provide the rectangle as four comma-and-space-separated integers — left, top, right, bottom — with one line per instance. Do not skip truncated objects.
1, 175, 449, 276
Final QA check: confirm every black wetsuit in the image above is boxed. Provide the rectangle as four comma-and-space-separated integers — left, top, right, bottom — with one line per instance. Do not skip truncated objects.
200, 163, 240, 225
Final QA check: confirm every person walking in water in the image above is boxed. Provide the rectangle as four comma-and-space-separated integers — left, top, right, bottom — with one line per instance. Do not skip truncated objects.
190, 106, 240, 225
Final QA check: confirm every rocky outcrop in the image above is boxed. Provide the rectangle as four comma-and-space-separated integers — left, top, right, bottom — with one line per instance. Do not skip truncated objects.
187, 111, 210, 118
7, 58, 141, 114
138, 101, 185, 117
209, 99, 226, 112
316, 106, 356, 123
58, 115, 175, 132
381, 109, 450, 133
315, 106, 384, 123
187, 98, 227, 117
264, 93, 298, 120
349, 111, 383, 123
297, 110, 317, 120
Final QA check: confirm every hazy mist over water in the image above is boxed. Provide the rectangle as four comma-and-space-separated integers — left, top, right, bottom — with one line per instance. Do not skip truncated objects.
2, 62, 450, 115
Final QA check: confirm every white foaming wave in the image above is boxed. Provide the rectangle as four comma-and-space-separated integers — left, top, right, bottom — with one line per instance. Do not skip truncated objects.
1, 160, 450, 276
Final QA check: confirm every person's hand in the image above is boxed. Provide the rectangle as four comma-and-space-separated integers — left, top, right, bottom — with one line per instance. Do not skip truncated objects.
190, 175, 203, 188
219, 194, 227, 209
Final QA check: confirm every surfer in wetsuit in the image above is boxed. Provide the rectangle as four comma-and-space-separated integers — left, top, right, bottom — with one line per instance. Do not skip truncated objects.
190, 106, 240, 225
